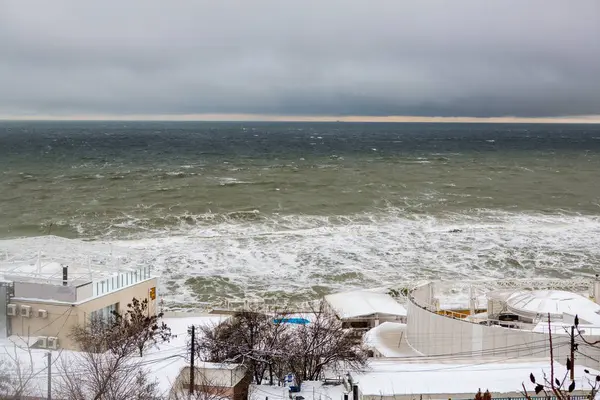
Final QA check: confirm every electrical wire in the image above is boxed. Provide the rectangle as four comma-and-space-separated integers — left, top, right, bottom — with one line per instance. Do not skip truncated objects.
0, 307, 73, 380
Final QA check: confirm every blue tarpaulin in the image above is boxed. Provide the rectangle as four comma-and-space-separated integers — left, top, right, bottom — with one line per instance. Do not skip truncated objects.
273, 318, 310, 325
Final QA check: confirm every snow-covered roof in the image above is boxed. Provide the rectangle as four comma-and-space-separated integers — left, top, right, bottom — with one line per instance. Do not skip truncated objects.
363, 322, 417, 358
0, 235, 141, 286
532, 321, 600, 336
357, 360, 599, 396
324, 290, 407, 319
506, 290, 600, 321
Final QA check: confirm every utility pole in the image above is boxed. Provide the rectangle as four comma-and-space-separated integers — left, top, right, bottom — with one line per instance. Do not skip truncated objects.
190, 325, 195, 395
47, 352, 52, 400
571, 325, 575, 381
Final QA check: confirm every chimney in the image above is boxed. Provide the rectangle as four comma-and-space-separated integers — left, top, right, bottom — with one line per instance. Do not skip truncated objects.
63, 266, 68, 286
352, 384, 359, 400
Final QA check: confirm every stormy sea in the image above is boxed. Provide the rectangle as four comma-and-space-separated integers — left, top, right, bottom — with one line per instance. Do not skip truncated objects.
1, 121, 600, 308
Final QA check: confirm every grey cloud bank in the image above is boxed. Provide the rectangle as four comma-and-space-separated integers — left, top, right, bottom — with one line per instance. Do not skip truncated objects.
0, 0, 599, 118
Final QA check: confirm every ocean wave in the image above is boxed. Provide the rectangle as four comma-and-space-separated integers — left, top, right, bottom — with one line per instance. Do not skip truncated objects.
95, 209, 600, 307
215, 177, 256, 186
164, 171, 189, 178
2, 208, 600, 309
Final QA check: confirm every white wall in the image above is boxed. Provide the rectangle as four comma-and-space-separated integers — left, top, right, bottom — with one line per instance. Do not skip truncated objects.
407, 284, 600, 370
14, 282, 77, 302
76, 282, 93, 301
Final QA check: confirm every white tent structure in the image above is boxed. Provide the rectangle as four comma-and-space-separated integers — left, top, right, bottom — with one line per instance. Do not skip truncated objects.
324, 290, 407, 339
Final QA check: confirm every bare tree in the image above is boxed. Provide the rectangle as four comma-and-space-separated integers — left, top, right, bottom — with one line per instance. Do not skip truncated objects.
112, 297, 172, 357
196, 301, 368, 387
54, 348, 162, 400
58, 313, 164, 400
71, 297, 171, 357
522, 313, 600, 400
195, 308, 290, 385
286, 300, 368, 385
0, 342, 41, 399
0, 358, 17, 400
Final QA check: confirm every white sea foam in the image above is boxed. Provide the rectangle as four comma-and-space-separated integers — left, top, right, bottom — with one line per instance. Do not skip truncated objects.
215, 177, 254, 186
100, 210, 600, 308
2, 209, 599, 309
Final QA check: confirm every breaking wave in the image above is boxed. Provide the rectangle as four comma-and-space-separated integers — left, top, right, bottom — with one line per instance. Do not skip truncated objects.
91, 209, 600, 307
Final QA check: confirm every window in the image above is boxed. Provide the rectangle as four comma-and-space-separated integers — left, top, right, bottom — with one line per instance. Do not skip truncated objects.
90, 302, 119, 323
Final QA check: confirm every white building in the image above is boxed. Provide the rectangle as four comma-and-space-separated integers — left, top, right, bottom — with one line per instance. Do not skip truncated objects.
325, 290, 406, 328
0, 236, 159, 350
405, 280, 600, 371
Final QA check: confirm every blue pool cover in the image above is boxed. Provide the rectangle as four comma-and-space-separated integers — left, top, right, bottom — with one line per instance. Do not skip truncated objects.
273, 318, 310, 325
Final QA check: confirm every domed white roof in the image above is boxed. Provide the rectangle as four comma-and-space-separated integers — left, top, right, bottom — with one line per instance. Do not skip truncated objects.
506, 290, 600, 320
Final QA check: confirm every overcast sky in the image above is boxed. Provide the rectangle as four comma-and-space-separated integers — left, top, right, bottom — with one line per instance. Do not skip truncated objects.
1, 0, 599, 119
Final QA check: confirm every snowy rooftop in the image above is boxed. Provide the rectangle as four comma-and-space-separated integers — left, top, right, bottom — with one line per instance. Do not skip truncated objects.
532, 321, 600, 336
420, 279, 594, 313
356, 359, 599, 397
324, 290, 407, 319
506, 290, 600, 322
0, 235, 144, 285
250, 360, 600, 400
363, 322, 417, 358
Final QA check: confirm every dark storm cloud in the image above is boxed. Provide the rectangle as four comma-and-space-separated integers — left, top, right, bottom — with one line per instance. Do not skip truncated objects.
1, 0, 599, 117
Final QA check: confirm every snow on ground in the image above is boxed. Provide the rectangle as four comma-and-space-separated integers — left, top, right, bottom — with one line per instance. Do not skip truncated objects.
357, 359, 599, 397
142, 314, 232, 394
0, 314, 230, 398
251, 360, 600, 400
4, 313, 600, 399
363, 322, 418, 358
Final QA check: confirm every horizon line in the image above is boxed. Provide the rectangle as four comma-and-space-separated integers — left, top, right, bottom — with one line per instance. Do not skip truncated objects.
2, 113, 600, 124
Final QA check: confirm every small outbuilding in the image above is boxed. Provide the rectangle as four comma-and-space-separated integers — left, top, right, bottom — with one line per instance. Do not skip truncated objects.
170, 362, 250, 400
324, 290, 407, 339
